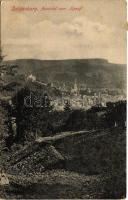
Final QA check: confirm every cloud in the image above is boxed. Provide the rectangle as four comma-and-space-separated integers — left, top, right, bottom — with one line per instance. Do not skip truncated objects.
2, 14, 126, 63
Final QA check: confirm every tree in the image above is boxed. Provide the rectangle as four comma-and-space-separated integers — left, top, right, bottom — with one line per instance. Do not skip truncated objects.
0, 51, 18, 88
64, 109, 87, 131
0, 50, 19, 149
105, 101, 126, 128
12, 87, 54, 143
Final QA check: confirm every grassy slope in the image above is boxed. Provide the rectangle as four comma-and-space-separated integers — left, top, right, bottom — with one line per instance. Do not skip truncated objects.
0, 127, 126, 199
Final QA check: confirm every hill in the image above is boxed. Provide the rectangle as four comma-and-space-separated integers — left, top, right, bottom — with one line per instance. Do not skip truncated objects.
4, 58, 126, 89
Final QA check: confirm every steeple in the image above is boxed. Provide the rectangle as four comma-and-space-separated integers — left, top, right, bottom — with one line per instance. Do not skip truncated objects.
74, 79, 78, 91
71, 79, 79, 95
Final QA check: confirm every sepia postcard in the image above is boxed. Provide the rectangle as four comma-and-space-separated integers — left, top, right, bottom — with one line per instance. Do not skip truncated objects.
0, 0, 127, 199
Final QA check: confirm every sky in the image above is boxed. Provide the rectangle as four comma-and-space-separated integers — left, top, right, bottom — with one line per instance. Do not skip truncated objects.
1, 0, 127, 63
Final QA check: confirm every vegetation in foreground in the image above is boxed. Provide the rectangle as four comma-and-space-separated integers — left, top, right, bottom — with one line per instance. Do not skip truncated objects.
0, 127, 126, 199
0, 57, 126, 199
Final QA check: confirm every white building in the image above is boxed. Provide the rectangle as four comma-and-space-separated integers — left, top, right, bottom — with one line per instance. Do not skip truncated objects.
27, 74, 36, 82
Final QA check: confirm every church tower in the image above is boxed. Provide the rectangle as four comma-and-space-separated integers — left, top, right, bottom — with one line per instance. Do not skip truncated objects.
71, 79, 79, 96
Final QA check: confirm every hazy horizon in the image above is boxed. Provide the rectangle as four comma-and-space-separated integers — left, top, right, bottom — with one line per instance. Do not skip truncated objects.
3, 57, 126, 65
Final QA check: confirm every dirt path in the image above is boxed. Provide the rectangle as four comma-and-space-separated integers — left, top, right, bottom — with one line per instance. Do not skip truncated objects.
35, 129, 102, 143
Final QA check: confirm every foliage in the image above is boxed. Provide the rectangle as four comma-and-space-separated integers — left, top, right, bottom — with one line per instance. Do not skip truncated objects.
12, 87, 54, 142
105, 100, 126, 128
9, 82, 126, 144
63, 109, 87, 131
61, 101, 126, 132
